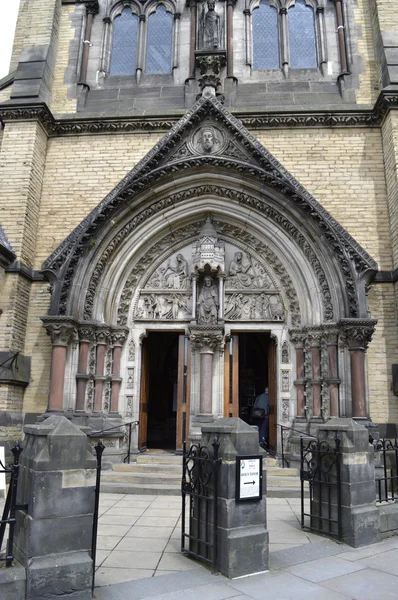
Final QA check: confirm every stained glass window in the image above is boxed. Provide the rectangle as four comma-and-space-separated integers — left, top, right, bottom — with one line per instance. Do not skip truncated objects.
110, 8, 138, 75
252, 1, 280, 70
288, 0, 317, 69
146, 5, 173, 74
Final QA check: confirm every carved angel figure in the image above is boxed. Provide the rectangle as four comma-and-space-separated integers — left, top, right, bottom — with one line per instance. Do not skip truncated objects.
228, 252, 254, 288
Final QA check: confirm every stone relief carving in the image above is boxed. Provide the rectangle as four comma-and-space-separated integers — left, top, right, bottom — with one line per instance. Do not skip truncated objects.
227, 251, 272, 289
281, 398, 289, 421
224, 293, 284, 321
127, 368, 134, 388
281, 341, 289, 363
189, 125, 226, 155
128, 339, 135, 361
126, 395, 133, 417
197, 276, 219, 324
146, 253, 190, 289
103, 380, 111, 411
281, 370, 290, 392
135, 293, 192, 321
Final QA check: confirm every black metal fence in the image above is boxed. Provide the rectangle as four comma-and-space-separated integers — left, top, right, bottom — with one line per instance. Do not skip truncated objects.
371, 436, 398, 503
91, 440, 105, 595
88, 420, 138, 464
181, 439, 221, 572
0, 442, 25, 567
300, 436, 342, 541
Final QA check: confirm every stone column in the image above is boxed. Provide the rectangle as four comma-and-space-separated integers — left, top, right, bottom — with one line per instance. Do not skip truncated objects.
192, 274, 197, 319
190, 327, 224, 415
226, 0, 236, 78
75, 326, 94, 412
42, 318, 77, 412
323, 327, 340, 417
14, 415, 96, 600
94, 327, 110, 413
290, 329, 306, 418
279, 7, 289, 77
217, 274, 224, 320
318, 418, 380, 547
341, 319, 377, 419
110, 329, 128, 414
308, 330, 322, 418
200, 418, 268, 577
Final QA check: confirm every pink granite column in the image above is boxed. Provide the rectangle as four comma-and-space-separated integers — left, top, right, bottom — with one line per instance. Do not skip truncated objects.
324, 329, 340, 417
290, 330, 306, 418
41, 318, 77, 412
190, 328, 224, 416
309, 334, 322, 418
342, 319, 377, 419
110, 329, 127, 414
94, 328, 109, 413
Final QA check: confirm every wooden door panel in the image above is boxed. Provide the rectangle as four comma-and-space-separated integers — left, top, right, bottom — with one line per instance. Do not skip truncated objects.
268, 337, 277, 450
176, 336, 191, 451
224, 336, 239, 417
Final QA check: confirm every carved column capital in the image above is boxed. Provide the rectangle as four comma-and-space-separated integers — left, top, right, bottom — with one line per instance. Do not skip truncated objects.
111, 328, 129, 347
96, 326, 111, 345
189, 327, 224, 353
289, 328, 306, 348
321, 325, 340, 346
85, 1, 99, 16
78, 325, 96, 343
306, 328, 323, 348
41, 316, 78, 347
340, 319, 377, 350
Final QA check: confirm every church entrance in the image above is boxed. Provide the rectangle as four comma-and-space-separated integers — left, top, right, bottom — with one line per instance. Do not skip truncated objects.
139, 332, 190, 452
224, 332, 277, 451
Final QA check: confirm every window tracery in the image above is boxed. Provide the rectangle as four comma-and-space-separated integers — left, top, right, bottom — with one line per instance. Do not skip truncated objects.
249, 0, 326, 75
102, 0, 177, 80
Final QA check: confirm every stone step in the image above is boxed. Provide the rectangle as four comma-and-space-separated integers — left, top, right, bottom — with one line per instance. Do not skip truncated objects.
112, 462, 298, 477
103, 472, 182, 485
136, 454, 182, 464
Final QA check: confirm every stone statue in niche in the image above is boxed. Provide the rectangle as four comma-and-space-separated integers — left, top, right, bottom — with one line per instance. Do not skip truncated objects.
197, 275, 219, 324
147, 254, 189, 289
199, 0, 222, 50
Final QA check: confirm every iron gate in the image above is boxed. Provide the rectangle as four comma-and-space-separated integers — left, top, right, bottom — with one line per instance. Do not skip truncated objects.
300, 436, 342, 541
181, 439, 221, 572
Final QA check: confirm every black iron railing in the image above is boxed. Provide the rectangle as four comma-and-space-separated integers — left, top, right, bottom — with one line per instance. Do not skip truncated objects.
181, 439, 221, 573
91, 440, 105, 595
0, 442, 26, 567
276, 424, 316, 468
300, 436, 342, 541
370, 436, 398, 503
88, 420, 138, 464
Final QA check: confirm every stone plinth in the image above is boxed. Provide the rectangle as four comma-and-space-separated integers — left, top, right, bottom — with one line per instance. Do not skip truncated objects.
200, 418, 268, 578
318, 417, 381, 548
14, 415, 96, 600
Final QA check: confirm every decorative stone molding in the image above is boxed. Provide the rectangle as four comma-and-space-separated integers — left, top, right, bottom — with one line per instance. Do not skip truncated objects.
196, 53, 226, 93
289, 329, 306, 348
111, 329, 128, 347
340, 319, 377, 350
77, 325, 96, 343
95, 327, 111, 345
189, 327, 225, 353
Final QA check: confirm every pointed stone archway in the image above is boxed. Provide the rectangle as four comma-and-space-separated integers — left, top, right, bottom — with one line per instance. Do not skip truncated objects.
40, 96, 378, 454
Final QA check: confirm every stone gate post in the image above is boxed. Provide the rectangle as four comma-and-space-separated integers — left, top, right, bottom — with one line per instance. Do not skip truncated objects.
200, 417, 268, 578
14, 415, 96, 600
318, 417, 380, 547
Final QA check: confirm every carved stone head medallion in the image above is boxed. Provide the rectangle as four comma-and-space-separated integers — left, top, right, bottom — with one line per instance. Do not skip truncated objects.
189, 124, 227, 155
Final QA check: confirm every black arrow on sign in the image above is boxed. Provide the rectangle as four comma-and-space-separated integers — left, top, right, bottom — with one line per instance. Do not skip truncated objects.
244, 481, 256, 485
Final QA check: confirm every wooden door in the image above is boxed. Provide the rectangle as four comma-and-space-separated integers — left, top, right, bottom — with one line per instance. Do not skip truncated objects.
138, 337, 149, 450
268, 336, 277, 450
176, 335, 191, 451
224, 335, 239, 417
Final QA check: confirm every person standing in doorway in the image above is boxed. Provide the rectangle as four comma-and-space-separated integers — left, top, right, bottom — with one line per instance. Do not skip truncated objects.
252, 386, 269, 447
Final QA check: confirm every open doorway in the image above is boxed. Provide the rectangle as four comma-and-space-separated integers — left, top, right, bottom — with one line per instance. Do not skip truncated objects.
224, 332, 276, 451
142, 332, 179, 450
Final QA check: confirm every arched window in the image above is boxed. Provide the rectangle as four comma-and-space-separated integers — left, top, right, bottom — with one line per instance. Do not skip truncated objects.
146, 5, 173, 74
252, 1, 280, 70
109, 7, 138, 75
288, 0, 317, 69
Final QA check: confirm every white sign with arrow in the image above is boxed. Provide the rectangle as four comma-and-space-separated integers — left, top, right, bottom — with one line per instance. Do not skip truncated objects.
236, 455, 262, 501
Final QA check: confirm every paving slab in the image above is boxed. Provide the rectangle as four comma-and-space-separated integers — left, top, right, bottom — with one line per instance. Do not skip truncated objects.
97, 536, 123, 551
353, 548, 398, 576
284, 555, 366, 582
126, 526, 175, 538
95, 567, 155, 587
102, 550, 161, 570
157, 552, 198, 571
135, 516, 179, 528
335, 536, 398, 561
116, 537, 168, 553
321, 567, 398, 600
228, 570, 336, 599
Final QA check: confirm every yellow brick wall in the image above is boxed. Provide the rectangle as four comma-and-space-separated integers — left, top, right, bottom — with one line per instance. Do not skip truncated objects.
0, 87, 11, 102
22, 283, 52, 416
381, 112, 398, 270
354, 0, 380, 104
34, 132, 163, 267
368, 285, 398, 423
51, 4, 78, 115
10, 0, 30, 71
0, 274, 32, 353
256, 127, 391, 269
0, 122, 48, 267
372, 0, 398, 30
